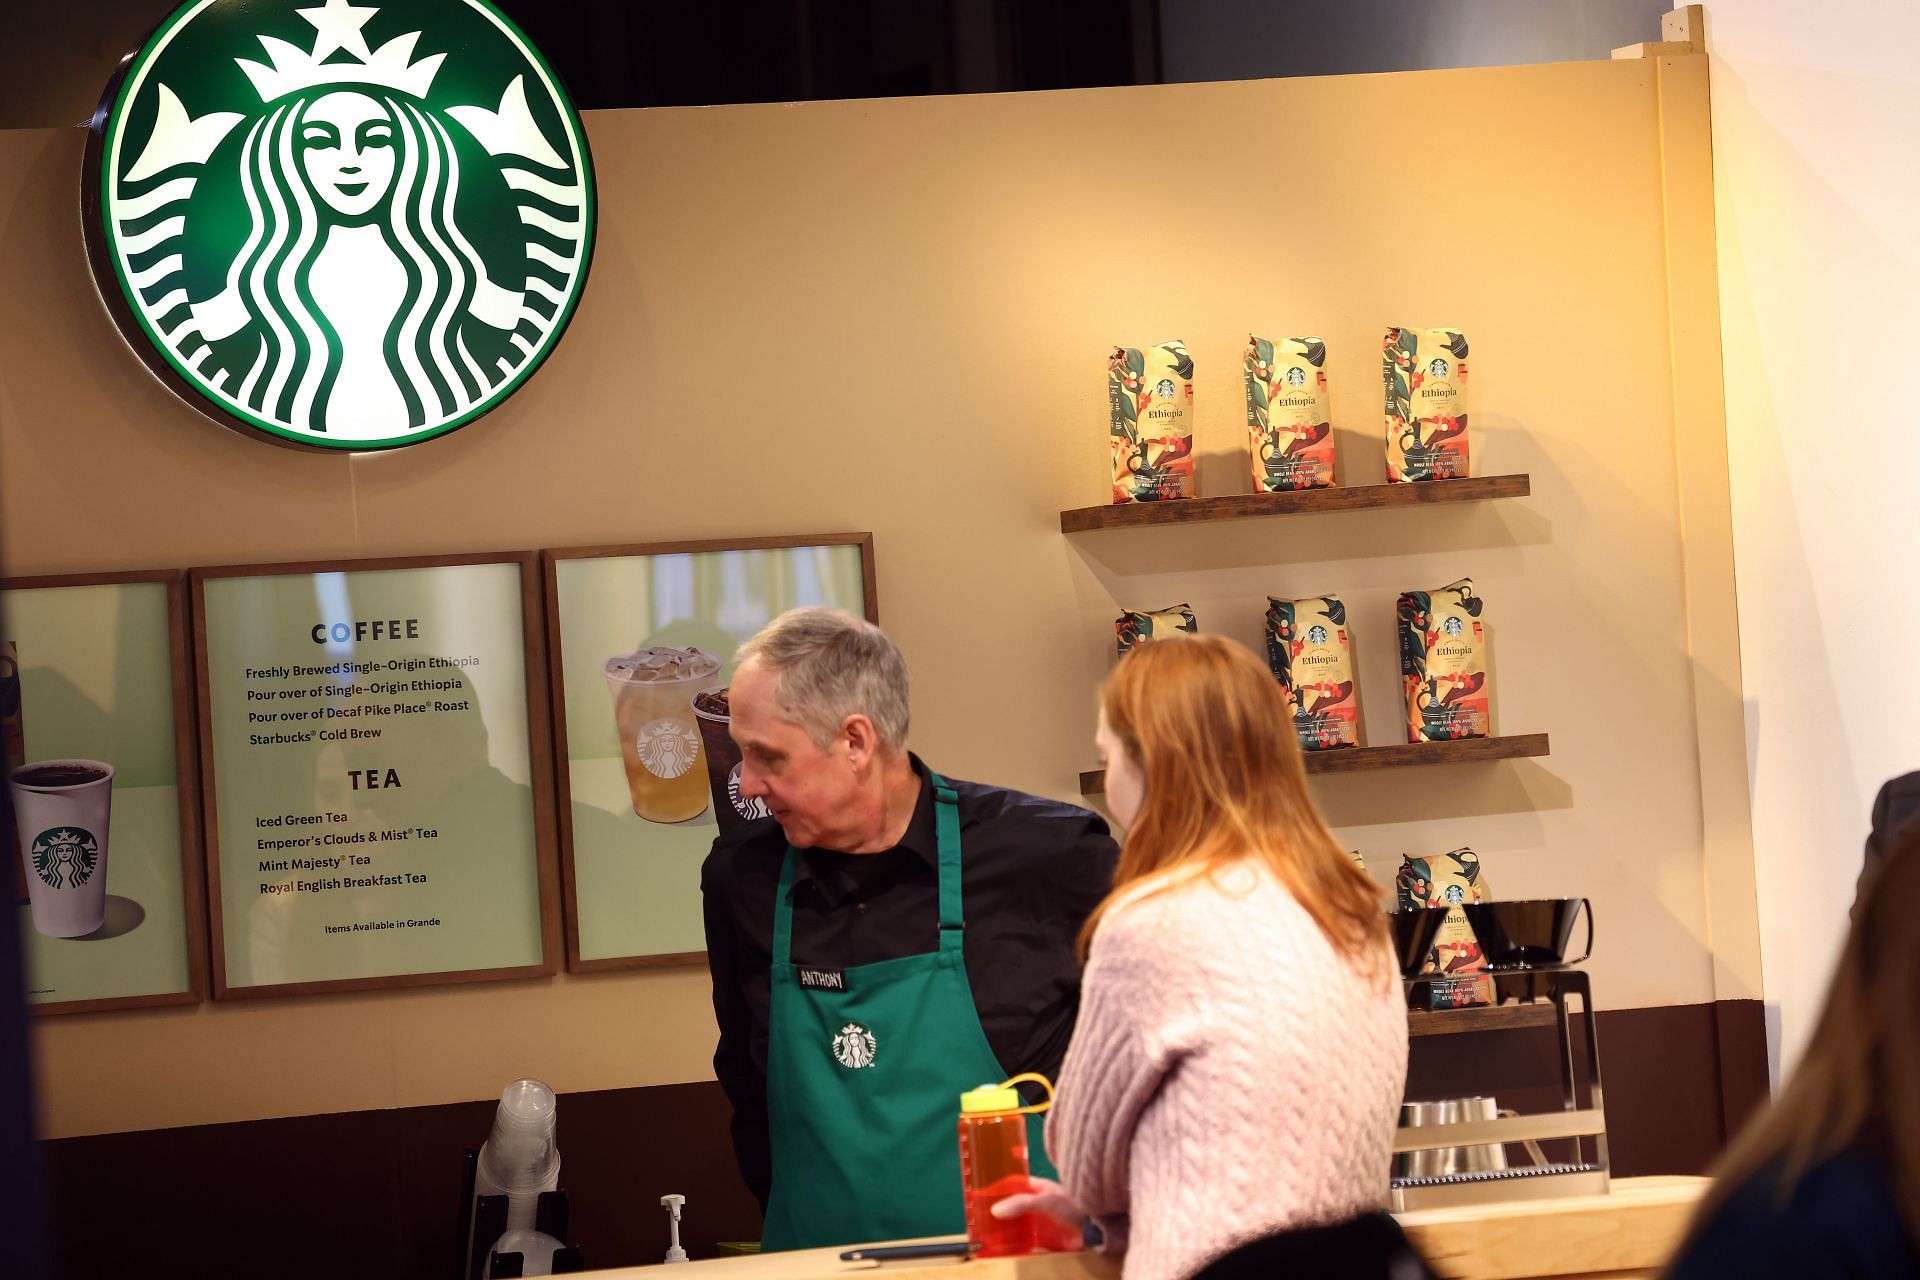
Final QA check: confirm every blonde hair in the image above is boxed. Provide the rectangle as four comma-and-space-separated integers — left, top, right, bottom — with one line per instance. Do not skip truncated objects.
1084, 634, 1387, 974
1682, 826, 1920, 1245
735, 607, 910, 751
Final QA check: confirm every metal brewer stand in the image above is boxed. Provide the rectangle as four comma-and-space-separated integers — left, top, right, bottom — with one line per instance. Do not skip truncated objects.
1390, 967, 1609, 1210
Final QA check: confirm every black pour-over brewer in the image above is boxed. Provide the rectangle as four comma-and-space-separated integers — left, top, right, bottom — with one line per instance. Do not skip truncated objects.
1390, 897, 1608, 1210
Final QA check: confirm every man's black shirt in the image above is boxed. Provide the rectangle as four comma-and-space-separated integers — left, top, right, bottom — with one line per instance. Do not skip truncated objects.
700, 756, 1118, 1211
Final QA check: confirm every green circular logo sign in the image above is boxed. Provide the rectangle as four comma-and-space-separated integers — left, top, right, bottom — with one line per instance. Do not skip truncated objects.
86, 0, 596, 450
31, 827, 100, 890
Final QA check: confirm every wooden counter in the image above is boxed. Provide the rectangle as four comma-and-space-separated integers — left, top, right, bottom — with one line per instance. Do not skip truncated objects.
1400, 1177, 1706, 1279
584, 1177, 1705, 1280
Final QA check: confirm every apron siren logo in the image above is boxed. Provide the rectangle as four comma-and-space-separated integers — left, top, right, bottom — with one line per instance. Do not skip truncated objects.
87, 0, 596, 450
832, 1022, 877, 1070
31, 828, 101, 891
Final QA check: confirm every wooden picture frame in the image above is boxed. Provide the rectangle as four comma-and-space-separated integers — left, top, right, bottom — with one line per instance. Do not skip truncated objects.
543, 534, 878, 972
1, 569, 208, 1014
190, 552, 560, 999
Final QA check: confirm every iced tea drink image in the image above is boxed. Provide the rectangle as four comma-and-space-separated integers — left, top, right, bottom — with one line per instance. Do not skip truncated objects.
603, 647, 721, 823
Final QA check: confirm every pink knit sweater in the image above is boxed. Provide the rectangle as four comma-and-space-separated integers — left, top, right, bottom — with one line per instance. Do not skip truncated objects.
1045, 860, 1408, 1280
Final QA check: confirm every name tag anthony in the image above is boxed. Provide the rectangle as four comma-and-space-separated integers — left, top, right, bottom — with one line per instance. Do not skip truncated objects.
797, 968, 846, 992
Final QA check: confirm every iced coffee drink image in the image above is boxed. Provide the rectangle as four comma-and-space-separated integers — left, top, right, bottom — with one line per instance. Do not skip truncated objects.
604, 646, 721, 823
693, 687, 773, 836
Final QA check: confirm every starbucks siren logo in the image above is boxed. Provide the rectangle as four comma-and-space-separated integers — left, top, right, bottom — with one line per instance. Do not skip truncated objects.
635, 718, 698, 779
832, 1022, 877, 1070
727, 762, 772, 821
31, 828, 101, 891
86, 0, 596, 449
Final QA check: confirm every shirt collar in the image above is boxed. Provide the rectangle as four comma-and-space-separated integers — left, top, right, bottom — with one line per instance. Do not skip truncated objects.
789, 754, 939, 897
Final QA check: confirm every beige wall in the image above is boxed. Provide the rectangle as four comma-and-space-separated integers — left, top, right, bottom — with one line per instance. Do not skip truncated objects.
1707, 0, 1920, 1080
2, 55, 1745, 1139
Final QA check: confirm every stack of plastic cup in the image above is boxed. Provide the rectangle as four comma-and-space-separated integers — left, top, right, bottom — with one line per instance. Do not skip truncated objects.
477, 1079, 562, 1268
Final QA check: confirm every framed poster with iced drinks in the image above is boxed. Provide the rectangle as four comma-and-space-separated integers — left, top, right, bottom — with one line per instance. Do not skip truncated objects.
543, 534, 877, 970
191, 553, 561, 998
0, 570, 207, 1014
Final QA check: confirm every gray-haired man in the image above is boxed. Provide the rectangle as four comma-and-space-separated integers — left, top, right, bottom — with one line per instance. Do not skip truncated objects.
700, 607, 1116, 1251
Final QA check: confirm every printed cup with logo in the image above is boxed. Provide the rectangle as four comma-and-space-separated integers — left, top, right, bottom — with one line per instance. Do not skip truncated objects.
9, 759, 114, 937
604, 647, 721, 824
692, 687, 772, 836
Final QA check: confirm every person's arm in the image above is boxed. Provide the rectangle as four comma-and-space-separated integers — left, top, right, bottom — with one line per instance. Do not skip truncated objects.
701, 848, 771, 1211
1044, 900, 1182, 1236
1033, 810, 1120, 1071
1055, 812, 1120, 932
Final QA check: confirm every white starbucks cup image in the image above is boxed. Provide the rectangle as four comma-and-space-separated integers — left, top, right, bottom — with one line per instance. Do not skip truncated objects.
9, 759, 113, 938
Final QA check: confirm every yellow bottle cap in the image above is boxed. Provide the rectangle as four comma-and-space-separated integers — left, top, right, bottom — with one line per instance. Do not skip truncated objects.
959, 1083, 1021, 1114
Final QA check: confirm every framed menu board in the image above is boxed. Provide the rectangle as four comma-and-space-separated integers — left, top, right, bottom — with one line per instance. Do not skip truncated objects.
1, 570, 206, 1014
192, 553, 559, 998
545, 535, 876, 971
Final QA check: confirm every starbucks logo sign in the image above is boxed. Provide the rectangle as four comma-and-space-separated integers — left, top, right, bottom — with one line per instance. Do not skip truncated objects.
31, 828, 100, 891
85, 0, 596, 450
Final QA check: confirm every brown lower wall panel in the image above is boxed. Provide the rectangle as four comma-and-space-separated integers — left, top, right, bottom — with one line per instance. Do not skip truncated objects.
41, 1001, 1767, 1280
1406, 998, 1767, 1180
40, 1081, 765, 1280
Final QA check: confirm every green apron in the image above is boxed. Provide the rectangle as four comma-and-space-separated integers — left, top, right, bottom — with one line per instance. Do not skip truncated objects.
759, 774, 1057, 1252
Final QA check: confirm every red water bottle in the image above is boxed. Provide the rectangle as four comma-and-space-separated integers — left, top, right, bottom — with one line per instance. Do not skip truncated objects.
956, 1074, 1054, 1258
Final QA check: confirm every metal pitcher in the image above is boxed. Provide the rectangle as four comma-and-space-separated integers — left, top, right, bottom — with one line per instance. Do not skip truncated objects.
1395, 1096, 1508, 1177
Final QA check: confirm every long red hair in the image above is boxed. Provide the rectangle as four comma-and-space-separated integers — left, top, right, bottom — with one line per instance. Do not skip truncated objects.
1083, 634, 1388, 974
1682, 825, 1920, 1245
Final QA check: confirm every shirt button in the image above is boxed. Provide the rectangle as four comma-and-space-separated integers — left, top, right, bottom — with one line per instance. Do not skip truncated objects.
855, 901, 869, 915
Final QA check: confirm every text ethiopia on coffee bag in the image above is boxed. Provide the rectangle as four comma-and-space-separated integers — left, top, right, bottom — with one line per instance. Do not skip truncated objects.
1383, 326, 1469, 482
1109, 341, 1195, 503
1246, 335, 1335, 492
1265, 594, 1360, 750
1397, 848, 1493, 1009
1396, 578, 1490, 743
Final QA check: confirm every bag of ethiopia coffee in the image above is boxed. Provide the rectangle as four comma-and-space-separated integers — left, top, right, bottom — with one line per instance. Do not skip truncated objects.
1265, 594, 1359, 750
1246, 335, 1335, 492
1109, 341, 1196, 503
1116, 604, 1196, 656
1396, 578, 1489, 743
1383, 327, 1470, 482
1396, 848, 1492, 1009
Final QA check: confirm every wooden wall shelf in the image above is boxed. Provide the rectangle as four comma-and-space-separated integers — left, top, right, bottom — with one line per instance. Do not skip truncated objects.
1060, 474, 1531, 533
1076, 733, 1551, 795
1407, 1001, 1559, 1038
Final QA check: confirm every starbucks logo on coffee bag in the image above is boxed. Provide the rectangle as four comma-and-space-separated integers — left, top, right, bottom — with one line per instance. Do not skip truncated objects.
86, 0, 596, 449
31, 828, 100, 890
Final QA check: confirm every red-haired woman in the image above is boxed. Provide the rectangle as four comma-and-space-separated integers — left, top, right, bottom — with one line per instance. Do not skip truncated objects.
999, 635, 1409, 1280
